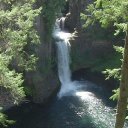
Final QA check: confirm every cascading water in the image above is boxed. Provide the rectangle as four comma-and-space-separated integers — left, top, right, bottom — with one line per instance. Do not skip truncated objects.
60, 17, 65, 30
53, 19, 78, 98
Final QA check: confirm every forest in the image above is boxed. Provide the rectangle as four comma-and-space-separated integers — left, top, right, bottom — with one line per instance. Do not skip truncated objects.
0, 0, 128, 128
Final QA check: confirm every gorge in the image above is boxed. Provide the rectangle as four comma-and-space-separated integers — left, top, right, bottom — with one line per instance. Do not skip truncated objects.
1, 0, 128, 128
4, 14, 128, 128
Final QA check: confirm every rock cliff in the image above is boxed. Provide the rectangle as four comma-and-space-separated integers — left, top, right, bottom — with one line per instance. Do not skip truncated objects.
25, 0, 59, 103
65, 0, 118, 71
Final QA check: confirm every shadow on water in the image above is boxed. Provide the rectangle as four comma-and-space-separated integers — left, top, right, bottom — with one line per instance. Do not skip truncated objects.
4, 80, 120, 128
6, 96, 96, 128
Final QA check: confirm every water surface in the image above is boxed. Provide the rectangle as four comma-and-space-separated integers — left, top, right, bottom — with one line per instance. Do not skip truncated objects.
6, 81, 120, 128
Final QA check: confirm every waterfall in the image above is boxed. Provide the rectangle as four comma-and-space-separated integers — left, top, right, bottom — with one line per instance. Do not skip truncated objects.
60, 17, 65, 30
53, 19, 78, 98
56, 38, 71, 84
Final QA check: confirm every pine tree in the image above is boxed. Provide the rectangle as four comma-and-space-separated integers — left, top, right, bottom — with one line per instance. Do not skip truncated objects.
0, 0, 41, 126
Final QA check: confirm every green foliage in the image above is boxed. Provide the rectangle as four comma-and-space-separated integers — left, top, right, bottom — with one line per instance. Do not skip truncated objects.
0, 107, 15, 127
103, 68, 121, 80
0, 0, 41, 102
42, 0, 66, 39
0, 0, 41, 126
0, 113, 15, 127
24, 86, 33, 96
113, 45, 124, 55
110, 88, 120, 101
81, 0, 128, 34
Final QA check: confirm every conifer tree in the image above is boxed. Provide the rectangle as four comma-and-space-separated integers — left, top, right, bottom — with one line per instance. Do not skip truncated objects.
0, 0, 41, 126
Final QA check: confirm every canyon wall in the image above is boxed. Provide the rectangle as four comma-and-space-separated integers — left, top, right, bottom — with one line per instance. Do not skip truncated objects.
25, 0, 59, 103
66, 0, 117, 71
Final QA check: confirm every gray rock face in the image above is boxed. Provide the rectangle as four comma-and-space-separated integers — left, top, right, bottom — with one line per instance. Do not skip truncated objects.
70, 31, 114, 71
25, 71, 59, 103
24, 3, 59, 103
0, 88, 14, 110
64, 0, 116, 71
65, 0, 81, 31
65, 0, 93, 31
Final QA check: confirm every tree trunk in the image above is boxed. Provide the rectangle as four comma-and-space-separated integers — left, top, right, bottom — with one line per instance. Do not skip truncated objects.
115, 31, 128, 128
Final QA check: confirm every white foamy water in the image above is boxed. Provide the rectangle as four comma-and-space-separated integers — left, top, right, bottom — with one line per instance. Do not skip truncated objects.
53, 20, 79, 98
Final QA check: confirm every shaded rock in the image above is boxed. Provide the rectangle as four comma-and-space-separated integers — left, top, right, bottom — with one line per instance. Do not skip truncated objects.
24, 1, 59, 104
25, 71, 59, 103
70, 30, 114, 71
0, 88, 14, 110
65, 0, 93, 31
